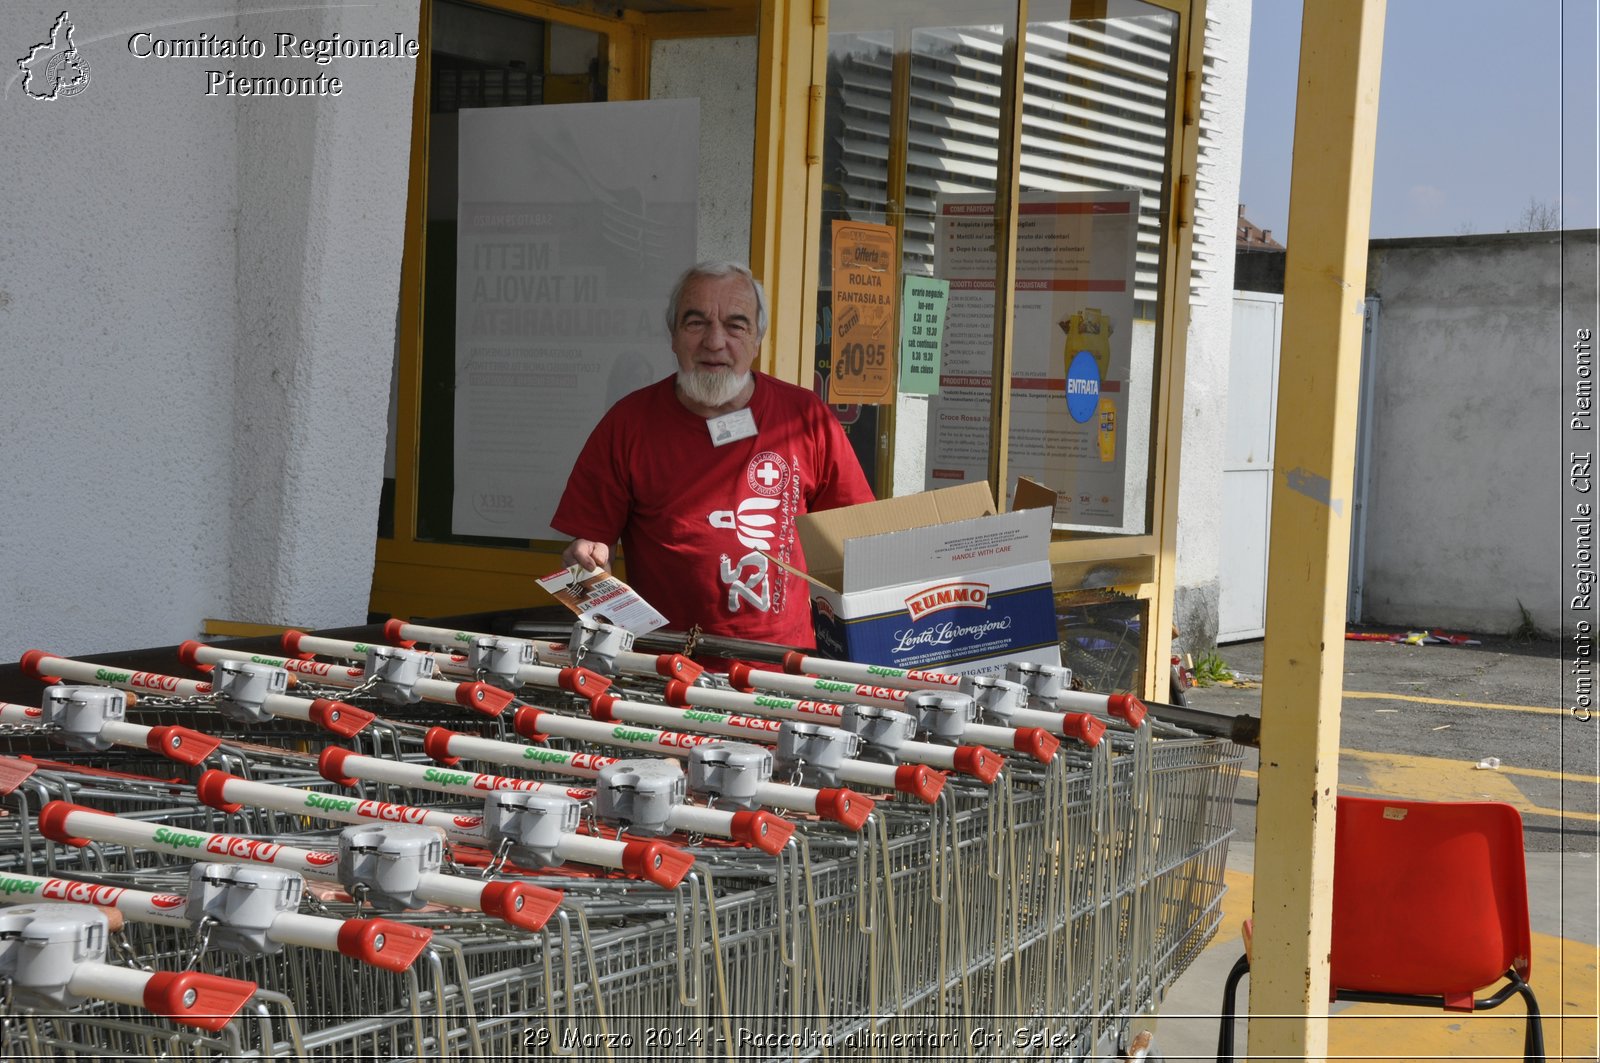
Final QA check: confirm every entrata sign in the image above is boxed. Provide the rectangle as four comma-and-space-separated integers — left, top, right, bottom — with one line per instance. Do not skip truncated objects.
905, 581, 990, 622
1065, 350, 1102, 423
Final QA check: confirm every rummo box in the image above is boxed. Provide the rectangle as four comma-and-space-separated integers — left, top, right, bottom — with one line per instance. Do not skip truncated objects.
795, 482, 1062, 677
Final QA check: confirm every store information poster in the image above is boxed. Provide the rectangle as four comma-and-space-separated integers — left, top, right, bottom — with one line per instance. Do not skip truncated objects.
926, 191, 1140, 528
899, 275, 949, 396
829, 220, 897, 405
453, 99, 698, 538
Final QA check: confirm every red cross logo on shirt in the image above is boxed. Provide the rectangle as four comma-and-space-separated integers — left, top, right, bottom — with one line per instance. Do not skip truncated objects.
746, 451, 790, 497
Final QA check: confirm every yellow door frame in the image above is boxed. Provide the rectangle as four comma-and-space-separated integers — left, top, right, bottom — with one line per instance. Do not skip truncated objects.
750, 0, 823, 387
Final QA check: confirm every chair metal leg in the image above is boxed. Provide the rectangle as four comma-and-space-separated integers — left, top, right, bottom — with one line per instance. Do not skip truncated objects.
1215, 954, 1250, 1063
1513, 979, 1544, 1063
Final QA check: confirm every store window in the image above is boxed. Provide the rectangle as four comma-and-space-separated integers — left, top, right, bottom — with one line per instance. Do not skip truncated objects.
374, 0, 761, 620
424, 1, 607, 549
816, 0, 1180, 537
382, 0, 609, 549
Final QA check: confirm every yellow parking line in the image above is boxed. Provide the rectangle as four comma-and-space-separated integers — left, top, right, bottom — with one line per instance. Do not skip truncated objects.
1239, 762, 1600, 786
1239, 751, 1600, 822
1345, 690, 1566, 716
1495, 762, 1600, 785
1340, 749, 1600, 823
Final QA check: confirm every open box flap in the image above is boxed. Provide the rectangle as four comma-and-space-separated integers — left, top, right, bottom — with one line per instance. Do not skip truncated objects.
797, 481, 997, 591
1011, 476, 1059, 513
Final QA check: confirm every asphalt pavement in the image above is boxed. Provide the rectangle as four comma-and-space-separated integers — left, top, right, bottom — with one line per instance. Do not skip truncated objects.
1182, 632, 1595, 852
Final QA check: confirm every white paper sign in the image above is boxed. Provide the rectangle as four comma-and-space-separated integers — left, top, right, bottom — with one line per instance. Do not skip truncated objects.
452, 100, 699, 538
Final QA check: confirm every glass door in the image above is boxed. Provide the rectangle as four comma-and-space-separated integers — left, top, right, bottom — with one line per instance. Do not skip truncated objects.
812, 0, 1194, 695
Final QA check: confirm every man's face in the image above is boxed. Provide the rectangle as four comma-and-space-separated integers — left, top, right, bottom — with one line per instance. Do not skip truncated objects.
670, 273, 762, 381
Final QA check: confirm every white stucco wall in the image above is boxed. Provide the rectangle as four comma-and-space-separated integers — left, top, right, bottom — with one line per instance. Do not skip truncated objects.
228, 0, 418, 629
0, 1, 417, 658
1359, 231, 1595, 635
1173, 0, 1250, 652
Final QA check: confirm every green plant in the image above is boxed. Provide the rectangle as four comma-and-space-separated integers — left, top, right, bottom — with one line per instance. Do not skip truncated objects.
1190, 651, 1234, 687
1508, 601, 1541, 643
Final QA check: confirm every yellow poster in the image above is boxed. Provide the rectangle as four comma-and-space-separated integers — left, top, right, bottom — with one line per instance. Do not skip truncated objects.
830, 220, 897, 404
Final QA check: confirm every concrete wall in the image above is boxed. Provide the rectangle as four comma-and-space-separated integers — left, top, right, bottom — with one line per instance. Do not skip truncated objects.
1172, 0, 1251, 653
651, 36, 755, 265
0, 1, 417, 658
1360, 230, 1597, 635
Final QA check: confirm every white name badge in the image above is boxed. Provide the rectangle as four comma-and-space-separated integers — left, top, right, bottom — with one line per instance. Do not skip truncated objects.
707, 408, 758, 446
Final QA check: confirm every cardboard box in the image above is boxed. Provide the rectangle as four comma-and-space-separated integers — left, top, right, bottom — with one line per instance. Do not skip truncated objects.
795, 481, 1062, 677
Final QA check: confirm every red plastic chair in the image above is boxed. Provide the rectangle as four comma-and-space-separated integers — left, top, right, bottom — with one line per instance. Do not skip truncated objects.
1217, 797, 1543, 1062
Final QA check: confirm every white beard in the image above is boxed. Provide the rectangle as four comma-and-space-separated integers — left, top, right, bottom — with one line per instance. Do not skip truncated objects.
677, 367, 752, 409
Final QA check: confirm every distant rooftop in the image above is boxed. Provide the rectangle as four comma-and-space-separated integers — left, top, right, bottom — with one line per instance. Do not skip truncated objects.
1236, 204, 1284, 250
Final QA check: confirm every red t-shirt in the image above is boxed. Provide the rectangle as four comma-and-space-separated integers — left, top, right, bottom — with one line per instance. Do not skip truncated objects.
552, 374, 874, 648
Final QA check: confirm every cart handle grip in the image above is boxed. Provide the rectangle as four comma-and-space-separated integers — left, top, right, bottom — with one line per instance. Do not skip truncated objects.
558, 667, 611, 702
729, 810, 795, 854
894, 764, 945, 804
337, 918, 432, 972
145, 725, 220, 766
144, 970, 258, 1032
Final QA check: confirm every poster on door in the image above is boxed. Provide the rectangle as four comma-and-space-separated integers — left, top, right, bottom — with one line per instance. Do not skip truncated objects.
829, 220, 897, 405
452, 99, 699, 539
926, 190, 1139, 528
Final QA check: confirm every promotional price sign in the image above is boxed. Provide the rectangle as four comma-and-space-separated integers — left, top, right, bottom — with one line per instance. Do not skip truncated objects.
829, 220, 897, 405
898, 276, 948, 396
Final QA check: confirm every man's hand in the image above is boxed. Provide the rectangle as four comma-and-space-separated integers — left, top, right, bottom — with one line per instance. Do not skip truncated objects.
561, 538, 611, 572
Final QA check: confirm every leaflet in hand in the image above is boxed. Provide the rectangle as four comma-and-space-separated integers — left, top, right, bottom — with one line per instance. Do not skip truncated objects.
535, 566, 669, 635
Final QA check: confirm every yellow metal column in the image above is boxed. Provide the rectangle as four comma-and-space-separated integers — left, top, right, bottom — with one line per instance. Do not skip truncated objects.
1248, 1, 1386, 1060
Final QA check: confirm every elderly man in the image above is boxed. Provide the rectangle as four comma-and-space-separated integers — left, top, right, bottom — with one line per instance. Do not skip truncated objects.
552, 261, 874, 647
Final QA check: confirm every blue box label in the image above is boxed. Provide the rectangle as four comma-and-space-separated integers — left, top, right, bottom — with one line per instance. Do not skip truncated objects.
811, 583, 1058, 671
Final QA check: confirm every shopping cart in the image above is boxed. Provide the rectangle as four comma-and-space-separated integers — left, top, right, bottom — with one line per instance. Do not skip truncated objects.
0, 615, 1242, 1060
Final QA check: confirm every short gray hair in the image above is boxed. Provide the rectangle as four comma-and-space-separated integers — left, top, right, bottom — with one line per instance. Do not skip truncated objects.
665, 261, 769, 338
